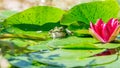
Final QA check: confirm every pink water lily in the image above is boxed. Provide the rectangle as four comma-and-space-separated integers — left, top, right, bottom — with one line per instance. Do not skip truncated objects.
89, 18, 120, 43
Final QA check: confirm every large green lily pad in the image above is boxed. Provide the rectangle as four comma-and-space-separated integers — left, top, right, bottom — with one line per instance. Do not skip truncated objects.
61, 0, 119, 25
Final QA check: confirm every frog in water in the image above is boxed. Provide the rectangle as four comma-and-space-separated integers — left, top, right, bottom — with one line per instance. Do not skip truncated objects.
49, 26, 73, 39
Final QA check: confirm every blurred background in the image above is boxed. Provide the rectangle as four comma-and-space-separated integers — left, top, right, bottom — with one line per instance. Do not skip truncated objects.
0, 0, 112, 11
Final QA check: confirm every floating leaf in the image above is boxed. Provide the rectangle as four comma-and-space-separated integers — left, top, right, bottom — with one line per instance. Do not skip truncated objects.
28, 36, 120, 50
61, 0, 119, 25
1, 6, 63, 40
9, 56, 34, 68
46, 36, 97, 48
95, 43, 120, 49
27, 41, 51, 51
4, 6, 64, 26
28, 49, 106, 67
8, 51, 119, 68
93, 54, 120, 68
10, 39, 36, 47
62, 43, 120, 49
1, 26, 48, 40
62, 43, 98, 49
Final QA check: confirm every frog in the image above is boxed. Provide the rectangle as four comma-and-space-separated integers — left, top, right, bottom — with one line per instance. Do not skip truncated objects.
49, 26, 73, 39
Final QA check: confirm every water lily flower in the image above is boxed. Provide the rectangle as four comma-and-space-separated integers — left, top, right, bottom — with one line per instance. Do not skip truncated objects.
89, 18, 120, 43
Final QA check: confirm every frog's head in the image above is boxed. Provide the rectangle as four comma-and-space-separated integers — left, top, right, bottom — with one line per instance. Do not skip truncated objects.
49, 26, 73, 39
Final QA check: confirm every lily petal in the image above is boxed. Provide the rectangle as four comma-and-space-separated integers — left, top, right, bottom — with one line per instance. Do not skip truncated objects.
108, 25, 120, 42
89, 28, 106, 43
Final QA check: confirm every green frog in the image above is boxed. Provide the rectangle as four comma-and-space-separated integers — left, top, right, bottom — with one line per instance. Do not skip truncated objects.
49, 26, 73, 39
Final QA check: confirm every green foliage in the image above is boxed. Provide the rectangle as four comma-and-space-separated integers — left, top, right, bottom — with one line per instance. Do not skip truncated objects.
1, 26, 49, 40
27, 36, 98, 51
27, 36, 120, 50
29, 49, 105, 67
1, 35, 120, 68
0, 0, 120, 68
4, 6, 64, 26
9, 50, 120, 68
95, 43, 120, 49
0, 10, 17, 32
61, 0, 119, 25
1, 6, 63, 38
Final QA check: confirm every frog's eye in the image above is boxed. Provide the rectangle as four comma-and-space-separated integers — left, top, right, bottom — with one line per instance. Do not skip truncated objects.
49, 29, 53, 32
59, 27, 64, 31
54, 27, 58, 29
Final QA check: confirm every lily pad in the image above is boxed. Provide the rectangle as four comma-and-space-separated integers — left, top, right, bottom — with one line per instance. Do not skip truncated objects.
28, 49, 106, 67
95, 43, 120, 49
61, 0, 119, 25
4, 6, 64, 26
